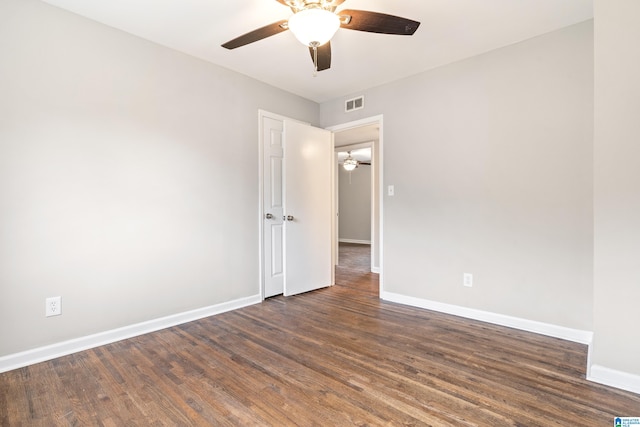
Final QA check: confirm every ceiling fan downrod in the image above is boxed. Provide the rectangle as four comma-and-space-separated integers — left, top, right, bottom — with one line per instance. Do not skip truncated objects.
311, 41, 320, 76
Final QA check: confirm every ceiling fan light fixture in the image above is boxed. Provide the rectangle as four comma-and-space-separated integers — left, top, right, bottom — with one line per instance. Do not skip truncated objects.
343, 156, 358, 171
288, 8, 340, 47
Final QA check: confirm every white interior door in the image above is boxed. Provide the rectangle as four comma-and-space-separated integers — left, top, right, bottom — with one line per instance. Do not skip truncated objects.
262, 116, 285, 297
283, 120, 333, 296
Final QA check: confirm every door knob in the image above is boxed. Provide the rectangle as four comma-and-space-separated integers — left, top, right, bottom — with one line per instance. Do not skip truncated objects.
286, 215, 294, 221
265, 213, 274, 219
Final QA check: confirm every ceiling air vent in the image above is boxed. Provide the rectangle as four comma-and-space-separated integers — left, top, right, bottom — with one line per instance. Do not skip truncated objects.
345, 96, 364, 112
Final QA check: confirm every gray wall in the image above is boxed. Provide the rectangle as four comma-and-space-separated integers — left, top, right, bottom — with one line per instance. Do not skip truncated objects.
321, 22, 594, 331
593, 0, 640, 377
0, 0, 318, 356
338, 165, 372, 243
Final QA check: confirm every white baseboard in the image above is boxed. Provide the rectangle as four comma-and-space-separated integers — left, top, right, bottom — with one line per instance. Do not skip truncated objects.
380, 291, 593, 344
588, 365, 640, 395
371, 267, 380, 274
0, 294, 261, 373
338, 239, 371, 245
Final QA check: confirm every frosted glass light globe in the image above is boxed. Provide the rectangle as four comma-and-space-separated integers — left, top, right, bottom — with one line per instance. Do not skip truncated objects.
288, 8, 340, 47
343, 157, 358, 171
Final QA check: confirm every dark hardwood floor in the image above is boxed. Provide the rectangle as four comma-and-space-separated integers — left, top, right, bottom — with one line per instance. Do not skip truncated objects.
2, 243, 639, 426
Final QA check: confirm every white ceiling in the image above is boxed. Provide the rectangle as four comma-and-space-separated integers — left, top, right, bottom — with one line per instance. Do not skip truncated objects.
337, 147, 371, 163
334, 123, 378, 147
41, 0, 593, 103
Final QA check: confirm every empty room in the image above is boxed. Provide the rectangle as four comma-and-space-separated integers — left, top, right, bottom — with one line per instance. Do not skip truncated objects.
1, 0, 640, 425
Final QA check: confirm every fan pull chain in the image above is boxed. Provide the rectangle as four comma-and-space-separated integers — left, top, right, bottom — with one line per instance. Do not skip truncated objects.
312, 44, 318, 77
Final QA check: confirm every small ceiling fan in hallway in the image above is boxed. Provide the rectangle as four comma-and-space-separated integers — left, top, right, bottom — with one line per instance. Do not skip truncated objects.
222, 0, 420, 73
342, 150, 371, 171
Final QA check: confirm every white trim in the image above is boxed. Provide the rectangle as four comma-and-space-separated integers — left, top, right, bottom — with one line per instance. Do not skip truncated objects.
335, 141, 374, 151
334, 150, 340, 268
0, 294, 261, 373
371, 267, 380, 274
330, 130, 336, 286
339, 239, 371, 245
374, 123, 382, 282
588, 365, 640, 395
258, 111, 266, 300
380, 291, 593, 344
586, 339, 593, 378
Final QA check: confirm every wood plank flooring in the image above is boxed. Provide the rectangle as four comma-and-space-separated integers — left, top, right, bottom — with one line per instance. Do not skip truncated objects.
2, 243, 639, 426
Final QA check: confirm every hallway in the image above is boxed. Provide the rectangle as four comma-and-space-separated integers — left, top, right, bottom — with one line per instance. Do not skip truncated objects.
336, 242, 378, 296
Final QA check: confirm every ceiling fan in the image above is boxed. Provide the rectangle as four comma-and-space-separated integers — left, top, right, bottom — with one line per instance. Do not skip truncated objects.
342, 151, 370, 171
222, 0, 420, 73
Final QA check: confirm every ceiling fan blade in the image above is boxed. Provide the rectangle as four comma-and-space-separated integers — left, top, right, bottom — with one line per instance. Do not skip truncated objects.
339, 9, 420, 35
222, 20, 288, 49
308, 42, 332, 71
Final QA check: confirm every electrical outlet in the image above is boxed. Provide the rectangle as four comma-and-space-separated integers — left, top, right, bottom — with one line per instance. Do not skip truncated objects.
388, 185, 395, 196
46, 296, 61, 317
463, 273, 473, 288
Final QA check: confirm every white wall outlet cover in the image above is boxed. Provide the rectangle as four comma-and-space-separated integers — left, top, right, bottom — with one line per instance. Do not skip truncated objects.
46, 296, 61, 317
388, 185, 395, 196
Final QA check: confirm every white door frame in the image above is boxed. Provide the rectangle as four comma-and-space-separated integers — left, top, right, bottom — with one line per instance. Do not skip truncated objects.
326, 115, 384, 291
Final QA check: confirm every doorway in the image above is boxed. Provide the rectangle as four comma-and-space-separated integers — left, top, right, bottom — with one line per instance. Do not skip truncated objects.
335, 143, 372, 262
327, 116, 383, 285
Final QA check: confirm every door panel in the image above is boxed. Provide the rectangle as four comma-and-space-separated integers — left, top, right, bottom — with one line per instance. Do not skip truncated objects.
271, 157, 283, 207
271, 223, 284, 275
263, 117, 285, 297
283, 121, 333, 296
